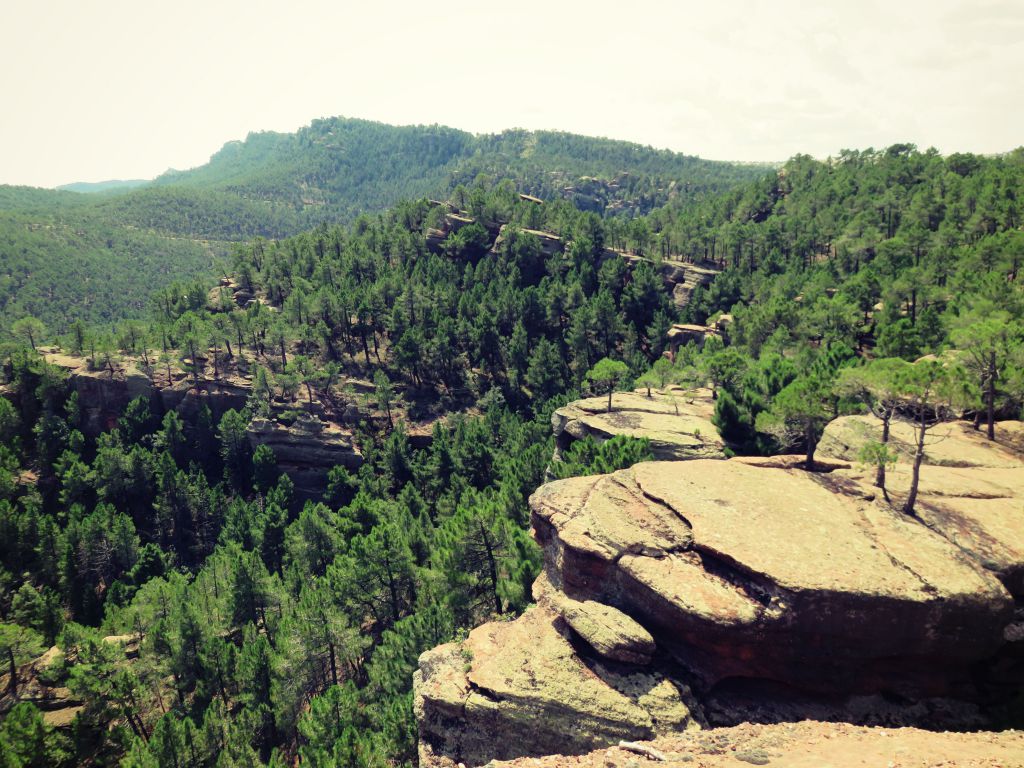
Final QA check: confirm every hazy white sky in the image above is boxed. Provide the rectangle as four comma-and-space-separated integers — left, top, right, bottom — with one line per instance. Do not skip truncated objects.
1, 0, 1021, 188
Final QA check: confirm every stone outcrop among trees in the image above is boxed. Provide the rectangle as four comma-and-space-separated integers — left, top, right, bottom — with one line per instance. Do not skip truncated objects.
551, 389, 725, 461
416, 441, 1024, 766
42, 350, 363, 497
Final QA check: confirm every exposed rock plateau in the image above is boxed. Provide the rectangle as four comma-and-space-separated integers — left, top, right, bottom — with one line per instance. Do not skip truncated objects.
552, 389, 725, 461
415, 416, 1024, 767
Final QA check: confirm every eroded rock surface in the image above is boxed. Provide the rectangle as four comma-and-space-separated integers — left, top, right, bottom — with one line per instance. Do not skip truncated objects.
532, 460, 1013, 690
819, 416, 1024, 596
552, 389, 725, 461
247, 415, 363, 496
619, 255, 721, 308
417, 429, 1024, 767
43, 351, 363, 498
414, 603, 699, 767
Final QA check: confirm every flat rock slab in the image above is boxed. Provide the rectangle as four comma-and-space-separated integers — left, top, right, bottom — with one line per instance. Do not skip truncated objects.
552, 390, 725, 461
820, 417, 1024, 595
531, 459, 1014, 686
820, 416, 1024, 469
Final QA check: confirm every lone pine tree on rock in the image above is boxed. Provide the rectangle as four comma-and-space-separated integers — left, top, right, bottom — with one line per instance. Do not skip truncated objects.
586, 358, 629, 413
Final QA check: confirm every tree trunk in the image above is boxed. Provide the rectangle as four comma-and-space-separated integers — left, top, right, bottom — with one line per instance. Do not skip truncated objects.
6, 647, 17, 698
903, 417, 927, 516
360, 329, 371, 365
875, 416, 890, 490
607, 387, 613, 413
327, 640, 338, 687
480, 522, 503, 616
804, 422, 816, 470
986, 362, 996, 441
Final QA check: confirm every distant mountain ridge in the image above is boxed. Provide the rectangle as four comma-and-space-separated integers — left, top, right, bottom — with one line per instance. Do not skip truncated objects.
0, 115, 771, 333
146, 117, 770, 229
57, 179, 149, 194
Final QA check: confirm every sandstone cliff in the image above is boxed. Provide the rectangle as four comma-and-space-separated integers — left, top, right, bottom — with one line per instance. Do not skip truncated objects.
44, 351, 363, 497
415, 418, 1024, 767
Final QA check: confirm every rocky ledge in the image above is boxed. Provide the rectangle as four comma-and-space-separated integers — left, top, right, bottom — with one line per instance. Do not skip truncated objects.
416, 419, 1024, 767
552, 389, 725, 462
42, 351, 364, 498
247, 414, 362, 497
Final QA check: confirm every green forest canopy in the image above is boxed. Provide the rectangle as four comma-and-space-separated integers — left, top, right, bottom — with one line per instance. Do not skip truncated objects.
0, 141, 1022, 766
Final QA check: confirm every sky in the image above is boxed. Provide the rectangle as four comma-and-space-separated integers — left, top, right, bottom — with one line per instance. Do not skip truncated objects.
1, 0, 1021, 188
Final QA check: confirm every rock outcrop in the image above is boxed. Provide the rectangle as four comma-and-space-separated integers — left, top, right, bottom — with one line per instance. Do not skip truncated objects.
551, 389, 725, 461
247, 414, 363, 496
43, 351, 363, 498
666, 323, 721, 355
669, 262, 720, 307
620, 255, 721, 308
414, 601, 700, 767
416, 419, 1024, 767
491, 225, 564, 258
819, 416, 1024, 597
1, 635, 141, 729
531, 460, 1013, 692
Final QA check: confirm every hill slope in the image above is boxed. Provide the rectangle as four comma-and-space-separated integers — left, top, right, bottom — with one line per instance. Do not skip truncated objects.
0, 117, 767, 334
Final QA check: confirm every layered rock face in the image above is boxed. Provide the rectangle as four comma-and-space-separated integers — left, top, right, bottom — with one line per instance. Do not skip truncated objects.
416, 420, 1024, 767
247, 414, 362, 497
44, 352, 363, 497
531, 460, 1012, 692
619, 255, 722, 308
552, 389, 725, 461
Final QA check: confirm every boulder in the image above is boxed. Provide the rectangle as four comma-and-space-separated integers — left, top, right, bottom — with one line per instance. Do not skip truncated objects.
533, 573, 655, 664
531, 460, 1014, 692
414, 604, 699, 767
551, 389, 725, 461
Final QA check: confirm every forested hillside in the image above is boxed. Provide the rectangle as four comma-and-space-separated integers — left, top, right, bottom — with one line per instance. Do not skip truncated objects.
0, 117, 765, 336
640, 145, 1024, 454
152, 118, 766, 225
0, 143, 1022, 767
